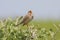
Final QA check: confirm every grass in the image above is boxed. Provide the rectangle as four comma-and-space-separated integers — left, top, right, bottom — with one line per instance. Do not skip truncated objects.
0, 16, 60, 40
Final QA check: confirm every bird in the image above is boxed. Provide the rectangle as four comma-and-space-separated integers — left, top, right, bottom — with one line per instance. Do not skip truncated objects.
15, 10, 33, 26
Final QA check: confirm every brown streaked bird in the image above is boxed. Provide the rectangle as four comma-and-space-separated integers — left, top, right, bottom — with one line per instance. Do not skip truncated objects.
15, 10, 33, 26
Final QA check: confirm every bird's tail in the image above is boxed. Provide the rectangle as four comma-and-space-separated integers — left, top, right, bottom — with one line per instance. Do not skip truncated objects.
14, 16, 23, 26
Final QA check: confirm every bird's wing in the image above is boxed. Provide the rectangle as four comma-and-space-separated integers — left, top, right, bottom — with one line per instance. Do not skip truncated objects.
28, 16, 34, 22
23, 16, 34, 24
20, 15, 29, 24
14, 15, 29, 26
23, 16, 33, 26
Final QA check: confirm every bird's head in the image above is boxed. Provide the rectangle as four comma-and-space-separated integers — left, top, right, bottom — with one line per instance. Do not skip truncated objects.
28, 10, 32, 16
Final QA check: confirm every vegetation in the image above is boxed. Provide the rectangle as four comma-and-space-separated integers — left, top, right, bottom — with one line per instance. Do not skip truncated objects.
0, 16, 60, 40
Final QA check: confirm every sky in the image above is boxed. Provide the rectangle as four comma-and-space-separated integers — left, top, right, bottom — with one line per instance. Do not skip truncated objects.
0, 0, 60, 20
